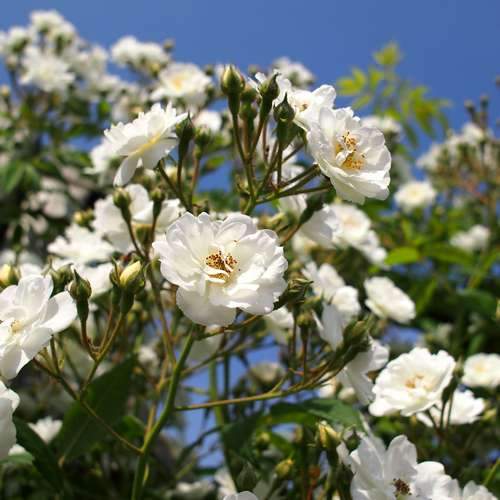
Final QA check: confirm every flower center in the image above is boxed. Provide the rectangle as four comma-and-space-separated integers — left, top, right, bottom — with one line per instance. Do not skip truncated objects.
205, 250, 238, 283
393, 478, 411, 497
170, 73, 188, 91
10, 320, 23, 333
404, 373, 426, 389
335, 132, 365, 170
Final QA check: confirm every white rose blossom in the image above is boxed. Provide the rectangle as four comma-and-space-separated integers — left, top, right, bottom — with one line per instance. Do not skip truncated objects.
20, 47, 75, 93
369, 347, 456, 417
279, 194, 339, 249
194, 109, 223, 133
318, 304, 388, 404
304, 262, 361, 324
364, 276, 415, 324
111, 36, 168, 68
86, 140, 116, 178
339, 434, 453, 500
450, 225, 490, 253
0, 274, 77, 379
307, 107, 391, 203
153, 212, 288, 326
48, 224, 114, 297
93, 184, 183, 253
451, 480, 498, 500
271, 57, 314, 87
104, 103, 188, 186
0, 381, 19, 460
274, 75, 336, 130
394, 180, 437, 212
417, 389, 485, 427
462, 353, 500, 389
151, 62, 212, 107
362, 115, 402, 137
264, 306, 293, 345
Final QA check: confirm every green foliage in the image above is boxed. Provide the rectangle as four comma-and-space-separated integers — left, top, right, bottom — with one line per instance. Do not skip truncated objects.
337, 42, 450, 148
54, 357, 136, 461
13, 418, 65, 493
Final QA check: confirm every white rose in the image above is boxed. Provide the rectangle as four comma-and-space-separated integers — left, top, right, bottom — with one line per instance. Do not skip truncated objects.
104, 103, 187, 186
307, 107, 391, 203
153, 212, 288, 326
0, 275, 76, 379
462, 353, 500, 388
394, 180, 437, 212
364, 276, 415, 324
369, 347, 456, 417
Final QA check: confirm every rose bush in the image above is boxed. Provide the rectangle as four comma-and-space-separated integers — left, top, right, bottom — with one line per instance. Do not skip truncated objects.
0, 10, 498, 500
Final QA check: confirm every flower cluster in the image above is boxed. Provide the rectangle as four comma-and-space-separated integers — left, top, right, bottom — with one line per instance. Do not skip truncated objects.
0, 10, 497, 500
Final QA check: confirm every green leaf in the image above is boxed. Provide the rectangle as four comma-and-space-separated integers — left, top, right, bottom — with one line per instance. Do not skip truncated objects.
469, 250, 500, 288
222, 398, 362, 451
352, 94, 372, 109
0, 162, 25, 193
424, 243, 473, 267
0, 450, 34, 466
373, 42, 401, 67
414, 279, 438, 314
266, 398, 362, 429
203, 155, 226, 173
55, 357, 135, 461
13, 418, 64, 492
458, 289, 497, 319
385, 247, 420, 265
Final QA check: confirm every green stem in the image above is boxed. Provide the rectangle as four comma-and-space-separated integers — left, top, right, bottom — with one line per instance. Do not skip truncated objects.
483, 458, 500, 488
131, 330, 195, 499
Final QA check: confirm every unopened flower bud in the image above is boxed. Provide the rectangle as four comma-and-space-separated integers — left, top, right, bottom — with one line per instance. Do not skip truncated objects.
239, 101, 257, 122
0, 85, 11, 101
70, 270, 92, 302
274, 278, 312, 309
194, 126, 212, 150
113, 188, 132, 222
176, 115, 195, 163
119, 261, 145, 314
119, 261, 144, 294
255, 431, 271, 450
274, 94, 297, 147
70, 270, 92, 324
151, 188, 166, 220
49, 264, 73, 293
275, 458, 294, 480
273, 94, 295, 124
259, 73, 280, 118
236, 463, 258, 492
241, 84, 258, 103
73, 209, 93, 227
316, 422, 341, 451
220, 65, 245, 96
0, 264, 19, 289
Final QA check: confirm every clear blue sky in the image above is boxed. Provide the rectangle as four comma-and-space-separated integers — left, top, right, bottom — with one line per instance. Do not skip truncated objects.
2, 0, 499, 133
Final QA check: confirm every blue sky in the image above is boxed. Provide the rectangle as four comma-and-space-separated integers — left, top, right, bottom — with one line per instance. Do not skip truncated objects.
2, 0, 499, 133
